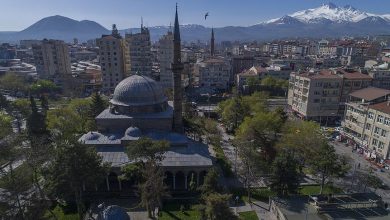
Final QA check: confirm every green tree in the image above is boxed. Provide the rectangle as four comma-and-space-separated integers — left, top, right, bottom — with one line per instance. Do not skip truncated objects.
0, 72, 28, 94
89, 92, 107, 118
200, 168, 220, 194
26, 96, 47, 138
126, 137, 169, 162
30, 79, 59, 95
43, 138, 107, 220
204, 193, 238, 220
138, 162, 170, 218
308, 144, 350, 194
270, 151, 301, 196
218, 96, 250, 131
236, 111, 283, 161
120, 162, 143, 185
0, 111, 12, 139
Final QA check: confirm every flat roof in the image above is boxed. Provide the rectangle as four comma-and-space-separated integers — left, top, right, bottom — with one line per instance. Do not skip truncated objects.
369, 101, 390, 115
349, 87, 390, 101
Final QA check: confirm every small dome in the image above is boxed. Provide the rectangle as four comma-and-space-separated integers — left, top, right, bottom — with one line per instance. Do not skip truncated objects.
102, 205, 130, 220
125, 127, 141, 137
111, 75, 167, 107
85, 132, 101, 140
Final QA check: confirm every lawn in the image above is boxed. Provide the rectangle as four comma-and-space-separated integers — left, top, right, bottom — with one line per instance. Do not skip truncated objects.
44, 204, 79, 220
230, 187, 276, 203
239, 211, 259, 220
159, 203, 201, 220
299, 184, 343, 195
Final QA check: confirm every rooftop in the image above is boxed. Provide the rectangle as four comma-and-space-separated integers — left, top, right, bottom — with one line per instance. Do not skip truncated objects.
369, 101, 390, 115
349, 87, 390, 102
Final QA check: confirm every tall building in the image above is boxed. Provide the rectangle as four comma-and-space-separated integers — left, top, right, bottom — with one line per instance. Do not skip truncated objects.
157, 30, 174, 89
32, 39, 71, 81
96, 24, 130, 93
288, 68, 372, 123
341, 87, 390, 160
196, 57, 231, 91
125, 25, 153, 78
172, 4, 184, 133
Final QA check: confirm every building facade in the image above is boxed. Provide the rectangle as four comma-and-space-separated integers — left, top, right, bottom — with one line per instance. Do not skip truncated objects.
96, 25, 130, 93
341, 87, 390, 160
32, 39, 71, 81
288, 69, 372, 123
196, 57, 231, 91
157, 31, 174, 89
125, 26, 153, 78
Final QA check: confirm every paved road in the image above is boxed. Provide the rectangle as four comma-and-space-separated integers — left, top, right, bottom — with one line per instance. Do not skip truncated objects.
331, 140, 390, 203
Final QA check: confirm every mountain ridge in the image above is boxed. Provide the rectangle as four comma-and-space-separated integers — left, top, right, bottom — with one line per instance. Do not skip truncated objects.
0, 3, 390, 43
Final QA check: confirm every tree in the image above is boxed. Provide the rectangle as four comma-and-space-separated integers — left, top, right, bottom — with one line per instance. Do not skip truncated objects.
308, 144, 350, 194
204, 193, 238, 220
356, 168, 383, 192
0, 72, 28, 95
218, 96, 251, 131
30, 79, 59, 95
138, 162, 170, 218
270, 151, 301, 196
0, 112, 12, 139
89, 92, 107, 118
277, 120, 324, 159
233, 139, 265, 202
46, 108, 85, 138
44, 139, 108, 219
27, 96, 47, 138
120, 162, 143, 185
126, 137, 169, 162
125, 138, 170, 217
200, 168, 220, 194
236, 111, 283, 161
39, 95, 49, 116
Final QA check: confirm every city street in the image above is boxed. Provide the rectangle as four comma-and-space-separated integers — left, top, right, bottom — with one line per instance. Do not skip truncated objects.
331, 140, 390, 203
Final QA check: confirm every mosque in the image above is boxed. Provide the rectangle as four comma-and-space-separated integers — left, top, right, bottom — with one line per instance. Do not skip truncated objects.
80, 6, 212, 192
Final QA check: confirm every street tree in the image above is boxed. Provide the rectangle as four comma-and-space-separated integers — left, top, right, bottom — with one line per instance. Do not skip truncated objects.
204, 193, 238, 220
200, 168, 220, 194
43, 138, 108, 219
236, 111, 283, 161
126, 137, 169, 162
269, 150, 301, 196
308, 143, 350, 194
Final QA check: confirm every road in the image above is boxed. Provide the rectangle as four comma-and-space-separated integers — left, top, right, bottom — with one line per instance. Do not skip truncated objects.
331, 140, 390, 203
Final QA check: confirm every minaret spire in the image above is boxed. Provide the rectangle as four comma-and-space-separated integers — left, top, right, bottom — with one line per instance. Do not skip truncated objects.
172, 3, 183, 133
211, 28, 215, 56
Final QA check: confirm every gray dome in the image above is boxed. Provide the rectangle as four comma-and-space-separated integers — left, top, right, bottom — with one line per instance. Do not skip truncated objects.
102, 205, 130, 220
84, 132, 101, 140
125, 127, 141, 137
111, 75, 167, 107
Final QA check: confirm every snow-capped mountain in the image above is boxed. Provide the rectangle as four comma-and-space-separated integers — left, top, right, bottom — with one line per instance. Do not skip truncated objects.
266, 2, 390, 24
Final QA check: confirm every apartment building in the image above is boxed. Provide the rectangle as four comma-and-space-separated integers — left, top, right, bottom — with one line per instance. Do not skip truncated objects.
288, 68, 372, 123
195, 57, 231, 91
125, 25, 152, 78
342, 87, 390, 160
157, 31, 174, 89
96, 24, 130, 93
32, 39, 71, 81
366, 63, 390, 89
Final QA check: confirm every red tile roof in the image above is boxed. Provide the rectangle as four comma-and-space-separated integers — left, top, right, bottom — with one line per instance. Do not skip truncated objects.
369, 101, 390, 115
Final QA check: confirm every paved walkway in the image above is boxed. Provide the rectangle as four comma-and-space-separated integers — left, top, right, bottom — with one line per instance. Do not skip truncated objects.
232, 200, 274, 220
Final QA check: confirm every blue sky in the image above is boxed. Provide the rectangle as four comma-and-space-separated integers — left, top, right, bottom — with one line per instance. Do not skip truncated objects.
2, 0, 390, 31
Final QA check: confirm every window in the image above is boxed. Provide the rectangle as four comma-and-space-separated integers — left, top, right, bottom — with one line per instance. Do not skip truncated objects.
385, 117, 390, 125
365, 123, 371, 130
368, 112, 374, 119
381, 129, 387, 137
378, 141, 385, 149
374, 127, 380, 135
377, 115, 384, 123
372, 138, 378, 146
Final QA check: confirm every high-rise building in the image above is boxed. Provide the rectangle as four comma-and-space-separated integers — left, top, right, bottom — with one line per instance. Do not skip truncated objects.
157, 31, 174, 89
125, 25, 153, 78
96, 24, 130, 93
32, 39, 71, 81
